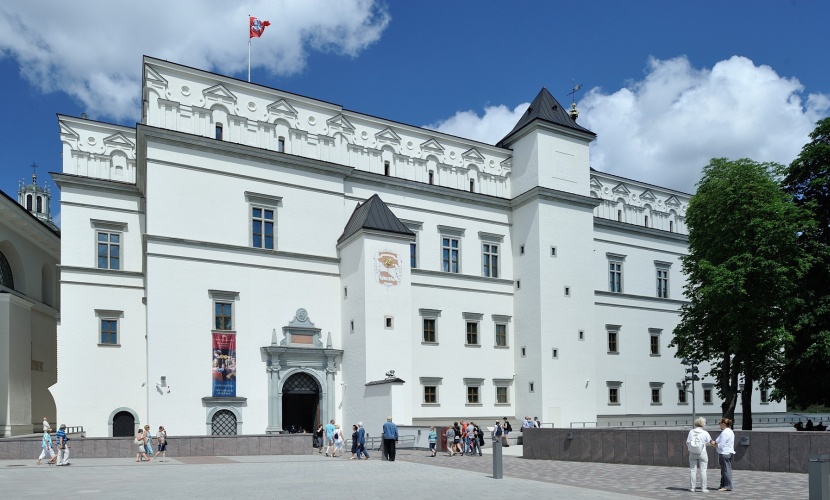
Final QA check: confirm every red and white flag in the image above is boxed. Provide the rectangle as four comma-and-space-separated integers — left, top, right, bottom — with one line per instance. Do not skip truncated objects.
250, 16, 270, 38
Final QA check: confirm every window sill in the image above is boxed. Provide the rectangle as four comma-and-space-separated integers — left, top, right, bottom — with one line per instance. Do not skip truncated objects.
421, 341, 439, 346
650, 354, 661, 357
608, 403, 621, 406
464, 344, 481, 348
494, 345, 509, 349
678, 402, 689, 406
211, 330, 238, 334
97, 343, 121, 347
760, 402, 770, 405
495, 402, 511, 406
421, 403, 441, 407
465, 403, 483, 407
607, 351, 619, 355
702, 402, 714, 405
650, 403, 662, 406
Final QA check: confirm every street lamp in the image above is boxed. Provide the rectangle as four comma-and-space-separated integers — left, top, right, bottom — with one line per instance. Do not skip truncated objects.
681, 358, 700, 424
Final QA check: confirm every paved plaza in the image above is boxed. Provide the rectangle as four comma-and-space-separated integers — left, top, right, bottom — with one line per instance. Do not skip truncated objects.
0, 447, 808, 499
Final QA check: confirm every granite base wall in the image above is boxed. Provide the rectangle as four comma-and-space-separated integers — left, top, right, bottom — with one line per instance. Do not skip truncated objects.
522, 428, 830, 473
0, 433, 313, 460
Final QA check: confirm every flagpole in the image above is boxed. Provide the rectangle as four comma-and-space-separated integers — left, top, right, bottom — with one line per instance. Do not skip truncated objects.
247, 14, 251, 82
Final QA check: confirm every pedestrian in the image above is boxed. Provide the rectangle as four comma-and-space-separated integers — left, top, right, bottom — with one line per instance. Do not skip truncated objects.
314, 424, 324, 452
428, 426, 437, 457
143, 424, 155, 460
350, 424, 359, 459
331, 424, 344, 457
686, 417, 713, 492
453, 422, 462, 455
135, 429, 152, 462
522, 416, 533, 430
56, 424, 70, 466
493, 420, 503, 445
356, 422, 369, 459
37, 426, 55, 465
324, 419, 335, 457
43, 417, 50, 432
381, 416, 399, 461
469, 422, 481, 456
713, 418, 735, 491
445, 424, 456, 456
502, 417, 512, 446
533, 416, 542, 428
156, 425, 168, 462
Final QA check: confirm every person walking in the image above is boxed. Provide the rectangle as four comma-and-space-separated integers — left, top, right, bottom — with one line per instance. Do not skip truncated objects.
470, 422, 482, 456
381, 416, 399, 461
37, 427, 55, 465
428, 426, 437, 457
445, 425, 456, 456
56, 424, 70, 466
143, 424, 155, 460
533, 417, 542, 428
350, 424, 360, 459
356, 422, 369, 459
314, 424, 324, 453
493, 420, 503, 446
332, 424, 344, 457
324, 419, 336, 457
686, 417, 713, 492
135, 429, 152, 462
156, 425, 168, 462
713, 418, 735, 491
502, 417, 512, 447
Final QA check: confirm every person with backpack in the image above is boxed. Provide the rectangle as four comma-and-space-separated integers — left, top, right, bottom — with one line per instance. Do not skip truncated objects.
332, 424, 344, 457
686, 417, 713, 492
470, 422, 482, 456
502, 417, 512, 447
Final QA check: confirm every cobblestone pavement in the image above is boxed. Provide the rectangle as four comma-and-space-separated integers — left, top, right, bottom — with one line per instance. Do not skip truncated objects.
395, 448, 808, 499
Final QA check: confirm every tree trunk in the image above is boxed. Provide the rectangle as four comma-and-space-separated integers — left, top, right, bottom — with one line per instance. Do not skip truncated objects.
741, 375, 754, 430
720, 355, 739, 424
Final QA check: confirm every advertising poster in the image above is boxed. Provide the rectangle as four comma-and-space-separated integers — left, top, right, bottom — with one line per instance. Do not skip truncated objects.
212, 333, 237, 397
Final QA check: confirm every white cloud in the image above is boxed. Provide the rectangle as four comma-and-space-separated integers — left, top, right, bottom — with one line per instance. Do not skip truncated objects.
0, 0, 389, 121
428, 56, 829, 193
427, 103, 529, 145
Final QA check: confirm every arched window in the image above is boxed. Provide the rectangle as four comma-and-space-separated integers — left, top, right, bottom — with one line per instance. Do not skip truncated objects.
215, 123, 223, 140
26, 194, 32, 211
0, 251, 14, 290
384, 161, 390, 176
469, 179, 475, 192
211, 409, 238, 435
37, 196, 43, 213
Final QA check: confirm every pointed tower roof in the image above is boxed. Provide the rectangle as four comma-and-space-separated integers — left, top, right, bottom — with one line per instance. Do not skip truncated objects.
337, 194, 415, 244
497, 87, 595, 147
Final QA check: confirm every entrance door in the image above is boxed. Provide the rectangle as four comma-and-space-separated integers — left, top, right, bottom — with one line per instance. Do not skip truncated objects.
281, 372, 320, 433
112, 411, 135, 437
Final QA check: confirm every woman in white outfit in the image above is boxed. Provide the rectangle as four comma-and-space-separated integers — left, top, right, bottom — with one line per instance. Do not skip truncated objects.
36, 427, 55, 465
713, 418, 735, 491
686, 417, 713, 492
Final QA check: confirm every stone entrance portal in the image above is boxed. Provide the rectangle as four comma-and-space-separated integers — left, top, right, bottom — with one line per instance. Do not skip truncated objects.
261, 308, 342, 433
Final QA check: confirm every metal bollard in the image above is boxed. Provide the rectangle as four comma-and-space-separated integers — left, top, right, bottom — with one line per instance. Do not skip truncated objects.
809, 454, 830, 500
492, 436, 503, 479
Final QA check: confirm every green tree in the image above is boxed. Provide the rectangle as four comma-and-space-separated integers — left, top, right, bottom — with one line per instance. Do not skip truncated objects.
671, 158, 812, 429
777, 117, 830, 407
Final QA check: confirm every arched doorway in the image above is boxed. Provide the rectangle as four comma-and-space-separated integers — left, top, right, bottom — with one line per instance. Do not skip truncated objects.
112, 411, 135, 437
281, 372, 320, 433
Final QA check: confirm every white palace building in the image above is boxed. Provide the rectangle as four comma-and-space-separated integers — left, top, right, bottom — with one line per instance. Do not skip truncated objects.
51, 57, 784, 437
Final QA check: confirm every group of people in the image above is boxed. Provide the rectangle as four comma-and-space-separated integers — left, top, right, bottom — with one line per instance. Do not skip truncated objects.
135, 424, 168, 463
37, 418, 70, 466
314, 417, 400, 461
686, 417, 735, 492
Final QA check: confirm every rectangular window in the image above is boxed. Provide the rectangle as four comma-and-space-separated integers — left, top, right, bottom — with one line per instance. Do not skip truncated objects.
578, 330, 585, 341
608, 331, 618, 353
761, 389, 769, 403
100, 319, 118, 345
424, 386, 437, 404
496, 386, 508, 404
678, 388, 687, 403
482, 243, 499, 278
277, 136, 285, 152
651, 388, 661, 404
650, 332, 660, 356
215, 302, 233, 331
97, 231, 121, 270
609, 387, 619, 404
466, 321, 479, 345
609, 261, 623, 292
442, 237, 460, 273
467, 385, 479, 404
215, 123, 223, 140
495, 323, 507, 347
385, 316, 393, 329
428, 171, 434, 185
520, 245, 525, 255
529, 382, 535, 393
410, 242, 417, 268
704, 388, 713, 404
552, 348, 559, 359
423, 319, 436, 343
251, 207, 275, 249
656, 268, 669, 298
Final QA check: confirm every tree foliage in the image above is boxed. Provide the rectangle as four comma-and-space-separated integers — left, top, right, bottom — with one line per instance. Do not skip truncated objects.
671, 158, 812, 429
776, 117, 830, 407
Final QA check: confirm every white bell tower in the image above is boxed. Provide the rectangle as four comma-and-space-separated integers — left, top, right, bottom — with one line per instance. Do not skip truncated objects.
17, 163, 52, 223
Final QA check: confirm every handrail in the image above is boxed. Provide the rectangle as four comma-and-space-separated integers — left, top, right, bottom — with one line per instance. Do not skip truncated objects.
345, 434, 416, 451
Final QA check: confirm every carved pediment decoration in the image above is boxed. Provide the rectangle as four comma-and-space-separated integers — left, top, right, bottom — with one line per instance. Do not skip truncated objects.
590, 176, 603, 191
611, 183, 631, 196
420, 138, 445, 153
375, 127, 402, 144
461, 147, 485, 164
203, 83, 238, 104
326, 114, 355, 133
665, 195, 682, 208
103, 132, 135, 150
640, 189, 657, 202
144, 65, 168, 85
278, 308, 323, 348
267, 98, 298, 119
59, 121, 80, 139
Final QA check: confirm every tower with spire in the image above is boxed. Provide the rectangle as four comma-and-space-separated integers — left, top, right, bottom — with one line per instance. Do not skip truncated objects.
17, 162, 53, 224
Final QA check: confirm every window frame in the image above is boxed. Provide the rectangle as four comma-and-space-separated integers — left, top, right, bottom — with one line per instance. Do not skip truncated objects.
463, 312, 482, 346
655, 260, 672, 299
607, 253, 625, 293
606, 324, 621, 354
419, 308, 441, 345
607, 381, 622, 405
92, 220, 127, 271
649, 328, 662, 356
245, 192, 282, 251
702, 384, 714, 405
493, 378, 512, 405
209, 290, 239, 332
96, 309, 123, 346
650, 382, 663, 405
402, 220, 422, 269
420, 377, 442, 406
492, 314, 511, 348
677, 383, 688, 405
438, 226, 465, 274
479, 232, 503, 278
464, 378, 484, 406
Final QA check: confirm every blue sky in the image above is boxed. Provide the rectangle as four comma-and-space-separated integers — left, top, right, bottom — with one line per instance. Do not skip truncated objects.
1, 1, 829, 226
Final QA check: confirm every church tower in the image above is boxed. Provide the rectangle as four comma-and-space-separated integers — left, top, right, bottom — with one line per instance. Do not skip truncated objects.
17, 163, 53, 224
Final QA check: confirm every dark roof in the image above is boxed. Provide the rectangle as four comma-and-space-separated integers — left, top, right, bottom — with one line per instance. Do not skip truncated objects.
0, 188, 60, 238
337, 194, 415, 244
365, 377, 406, 386
497, 88, 595, 147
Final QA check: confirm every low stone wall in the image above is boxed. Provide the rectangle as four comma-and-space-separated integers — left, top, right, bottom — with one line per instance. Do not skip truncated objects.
522, 427, 830, 473
0, 433, 313, 460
